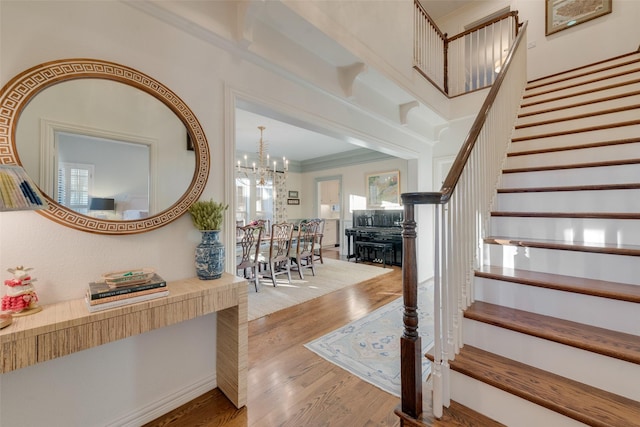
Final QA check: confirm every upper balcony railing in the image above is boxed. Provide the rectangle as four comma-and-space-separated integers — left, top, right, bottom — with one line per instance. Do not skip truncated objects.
414, 1, 521, 97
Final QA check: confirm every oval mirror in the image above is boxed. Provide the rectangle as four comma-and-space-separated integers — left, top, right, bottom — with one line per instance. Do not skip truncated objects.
0, 59, 210, 234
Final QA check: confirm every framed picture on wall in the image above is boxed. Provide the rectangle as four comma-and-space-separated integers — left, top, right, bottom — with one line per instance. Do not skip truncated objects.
366, 170, 400, 208
545, 0, 612, 36
287, 198, 300, 205
288, 190, 299, 198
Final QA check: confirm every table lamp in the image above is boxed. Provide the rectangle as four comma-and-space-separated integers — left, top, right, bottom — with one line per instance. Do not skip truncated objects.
0, 164, 49, 328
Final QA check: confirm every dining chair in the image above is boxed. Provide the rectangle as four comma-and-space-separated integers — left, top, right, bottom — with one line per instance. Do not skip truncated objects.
290, 220, 319, 279
312, 218, 325, 264
235, 220, 245, 239
260, 222, 294, 287
253, 219, 271, 237
236, 224, 263, 292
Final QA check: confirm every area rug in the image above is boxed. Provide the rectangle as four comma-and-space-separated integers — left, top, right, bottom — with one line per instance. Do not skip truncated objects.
304, 281, 434, 397
248, 258, 392, 321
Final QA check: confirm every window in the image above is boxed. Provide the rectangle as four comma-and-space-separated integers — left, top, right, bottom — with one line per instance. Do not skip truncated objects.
256, 178, 274, 221
235, 172, 274, 224
235, 176, 250, 225
58, 162, 93, 214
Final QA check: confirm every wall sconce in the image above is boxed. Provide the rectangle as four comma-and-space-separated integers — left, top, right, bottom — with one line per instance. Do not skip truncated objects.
0, 164, 49, 327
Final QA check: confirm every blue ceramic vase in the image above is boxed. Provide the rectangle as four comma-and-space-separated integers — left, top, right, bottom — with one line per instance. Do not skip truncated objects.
195, 230, 225, 280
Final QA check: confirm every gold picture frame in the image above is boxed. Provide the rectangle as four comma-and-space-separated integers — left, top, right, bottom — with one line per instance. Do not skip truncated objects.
546, 0, 612, 36
366, 170, 400, 208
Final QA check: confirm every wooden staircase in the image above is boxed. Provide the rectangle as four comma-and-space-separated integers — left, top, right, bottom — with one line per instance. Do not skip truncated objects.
439, 51, 640, 426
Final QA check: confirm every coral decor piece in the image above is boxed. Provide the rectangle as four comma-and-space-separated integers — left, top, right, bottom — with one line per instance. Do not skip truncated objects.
1, 266, 42, 316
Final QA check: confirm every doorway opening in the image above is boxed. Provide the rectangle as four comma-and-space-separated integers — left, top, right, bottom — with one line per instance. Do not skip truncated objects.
316, 176, 342, 252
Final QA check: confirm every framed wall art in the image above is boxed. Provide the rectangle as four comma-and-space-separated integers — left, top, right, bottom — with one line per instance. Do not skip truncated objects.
545, 0, 612, 36
366, 170, 400, 208
287, 198, 300, 205
288, 190, 299, 198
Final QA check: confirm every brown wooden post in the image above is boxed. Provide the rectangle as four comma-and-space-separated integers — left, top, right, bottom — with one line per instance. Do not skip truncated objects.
400, 203, 422, 419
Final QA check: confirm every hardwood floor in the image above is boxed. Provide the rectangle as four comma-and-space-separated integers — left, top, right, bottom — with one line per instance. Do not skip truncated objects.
144, 251, 495, 426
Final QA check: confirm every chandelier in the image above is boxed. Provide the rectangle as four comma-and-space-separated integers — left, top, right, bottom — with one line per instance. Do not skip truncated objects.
237, 126, 288, 185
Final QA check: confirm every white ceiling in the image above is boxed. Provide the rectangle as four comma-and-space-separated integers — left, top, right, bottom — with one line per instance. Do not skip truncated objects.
234, 1, 474, 163
419, 1, 476, 20
235, 108, 359, 163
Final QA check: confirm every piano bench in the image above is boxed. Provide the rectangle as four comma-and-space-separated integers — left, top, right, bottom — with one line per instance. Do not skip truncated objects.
354, 241, 394, 268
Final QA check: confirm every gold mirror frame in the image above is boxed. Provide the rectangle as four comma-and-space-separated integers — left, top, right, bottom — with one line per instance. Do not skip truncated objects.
0, 58, 209, 234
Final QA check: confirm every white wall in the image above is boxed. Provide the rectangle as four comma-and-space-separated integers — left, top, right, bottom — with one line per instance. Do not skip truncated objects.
436, 0, 640, 81
0, 1, 434, 425
517, 0, 639, 80
0, 2, 224, 425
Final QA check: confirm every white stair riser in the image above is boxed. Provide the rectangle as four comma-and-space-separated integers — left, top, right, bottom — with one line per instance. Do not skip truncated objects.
485, 243, 640, 285
500, 164, 640, 188
463, 319, 640, 400
496, 190, 640, 213
512, 109, 640, 140
525, 55, 640, 89
449, 371, 587, 427
524, 68, 640, 102
505, 142, 640, 169
490, 216, 640, 246
519, 81, 640, 118
474, 276, 640, 335
509, 124, 640, 152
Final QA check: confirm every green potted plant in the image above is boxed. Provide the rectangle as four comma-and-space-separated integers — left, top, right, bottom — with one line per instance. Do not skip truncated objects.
188, 199, 228, 280
188, 198, 228, 231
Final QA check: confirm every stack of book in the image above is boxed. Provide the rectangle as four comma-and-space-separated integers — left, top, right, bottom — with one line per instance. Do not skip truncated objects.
85, 273, 168, 313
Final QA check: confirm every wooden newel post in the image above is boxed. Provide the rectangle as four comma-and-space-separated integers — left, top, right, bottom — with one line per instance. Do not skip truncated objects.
400, 203, 422, 418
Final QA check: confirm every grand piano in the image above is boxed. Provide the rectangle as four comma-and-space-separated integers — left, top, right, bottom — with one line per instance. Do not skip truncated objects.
345, 209, 403, 267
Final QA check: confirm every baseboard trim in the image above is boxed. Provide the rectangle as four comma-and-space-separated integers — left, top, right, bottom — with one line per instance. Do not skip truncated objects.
106, 374, 217, 427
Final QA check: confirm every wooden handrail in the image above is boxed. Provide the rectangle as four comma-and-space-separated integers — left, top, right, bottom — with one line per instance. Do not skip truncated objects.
414, 0, 446, 40
403, 21, 529, 207
447, 11, 520, 43
397, 20, 529, 423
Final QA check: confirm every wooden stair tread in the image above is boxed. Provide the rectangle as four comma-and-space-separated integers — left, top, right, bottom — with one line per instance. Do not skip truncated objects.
522, 77, 640, 109
465, 301, 640, 364
476, 265, 640, 303
519, 88, 640, 118
523, 64, 640, 99
485, 236, 640, 257
491, 211, 640, 220
503, 158, 640, 173
511, 118, 640, 142
497, 183, 640, 193
525, 53, 640, 90
442, 345, 640, 427
507, 136, 640, 157
515, 103, 640, 130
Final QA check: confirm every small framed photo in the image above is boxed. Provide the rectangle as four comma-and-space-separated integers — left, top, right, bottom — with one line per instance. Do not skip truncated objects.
545, 0, 612, 36
288, 190, 299, 198
287, 198, 300, 205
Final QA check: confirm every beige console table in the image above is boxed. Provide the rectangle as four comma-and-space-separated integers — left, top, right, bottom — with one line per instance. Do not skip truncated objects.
0, 273, 247, 408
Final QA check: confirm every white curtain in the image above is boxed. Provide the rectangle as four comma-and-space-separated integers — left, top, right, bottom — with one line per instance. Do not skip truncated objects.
273, 172, 287, 223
